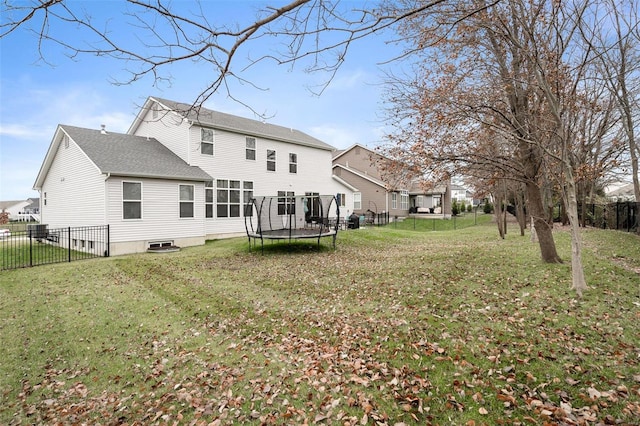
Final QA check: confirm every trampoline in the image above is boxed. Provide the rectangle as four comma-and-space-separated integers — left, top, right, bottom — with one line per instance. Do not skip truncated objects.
245, 194, 340, 252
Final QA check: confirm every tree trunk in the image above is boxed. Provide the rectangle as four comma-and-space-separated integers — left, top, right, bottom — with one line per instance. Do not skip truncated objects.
515, 189, 526, 236
494, 190, 505, 239
526, 181, 563, 263
563, 162, 588, 296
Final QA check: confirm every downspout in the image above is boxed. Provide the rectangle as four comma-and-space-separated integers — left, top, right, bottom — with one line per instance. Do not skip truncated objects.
104, 173, 110, 225
186, 119, 193, 165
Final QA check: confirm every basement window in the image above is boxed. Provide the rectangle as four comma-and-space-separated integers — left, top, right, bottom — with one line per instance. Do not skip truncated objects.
148, 241, 174, 250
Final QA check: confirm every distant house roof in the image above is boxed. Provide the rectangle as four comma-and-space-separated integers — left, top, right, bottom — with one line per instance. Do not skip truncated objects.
130, 97, 335, 151
333, 163, 387, 190
0, 200, 28, 211
607, 183, 636, 200
34, 125, 212, 189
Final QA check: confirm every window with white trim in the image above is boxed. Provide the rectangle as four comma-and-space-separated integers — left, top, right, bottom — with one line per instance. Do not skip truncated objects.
392, 192, 398, 209
289, 153, 297, 173
337, 193, 346, 207
123, 182, 142, 219
243, 181, 254, 216
353, 192, 361, 210
201, 128, 214, 155
205, 181, 214, 218
400, 190, 409, 210
277, 191, 295, 215
246, 137, 256, 160
217, 179, 241, 218
179, 184, 194, 218
267, 149, 276, 171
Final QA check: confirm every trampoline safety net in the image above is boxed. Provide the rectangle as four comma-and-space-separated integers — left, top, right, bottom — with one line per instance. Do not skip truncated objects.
244, 194, 340, 250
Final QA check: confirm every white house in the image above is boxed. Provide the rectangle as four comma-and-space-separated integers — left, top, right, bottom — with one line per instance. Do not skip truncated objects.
0, 200, 30, 221
34, 97, 354, 255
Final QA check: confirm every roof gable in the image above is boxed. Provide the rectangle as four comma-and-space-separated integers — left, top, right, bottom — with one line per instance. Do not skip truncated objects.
130, 97, 335, 151
34, 125, 211, 189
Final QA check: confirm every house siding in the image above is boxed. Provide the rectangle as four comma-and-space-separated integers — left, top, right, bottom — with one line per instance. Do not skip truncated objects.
336, 168, 388, 215
134, 103, 191, 162
40, 135, 106, 228
106, 177, 206, 254
132, 123, 339, 237
334, 146, 383, 180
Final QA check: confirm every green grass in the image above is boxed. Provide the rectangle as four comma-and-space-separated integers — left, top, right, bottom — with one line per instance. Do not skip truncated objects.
387, 211, 492, 232
0, 223, 638, 425
1, 240, 98, 270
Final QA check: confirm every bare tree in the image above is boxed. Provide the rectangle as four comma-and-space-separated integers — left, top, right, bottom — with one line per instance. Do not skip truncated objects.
0, 0, 449, 113
582, 0, 640, 230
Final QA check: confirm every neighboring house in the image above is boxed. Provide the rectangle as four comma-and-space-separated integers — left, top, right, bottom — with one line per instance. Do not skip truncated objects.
18, 198, 40, 222
607, 183, 637, 202
34, 96, 353, 255
407, 180, 450, 214
0, 200, 30, 221
450, 184, 475, 207
332, 143, 451, 218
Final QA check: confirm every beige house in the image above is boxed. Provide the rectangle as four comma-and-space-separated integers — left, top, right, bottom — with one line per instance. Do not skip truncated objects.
332, 144, 451, 219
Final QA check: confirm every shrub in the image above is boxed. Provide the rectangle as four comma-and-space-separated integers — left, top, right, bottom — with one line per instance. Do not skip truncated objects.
483, 202, 493, 214
452, 200, 460, 216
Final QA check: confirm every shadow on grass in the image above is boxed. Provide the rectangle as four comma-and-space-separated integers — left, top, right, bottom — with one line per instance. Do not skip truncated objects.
246, 240, 336, 255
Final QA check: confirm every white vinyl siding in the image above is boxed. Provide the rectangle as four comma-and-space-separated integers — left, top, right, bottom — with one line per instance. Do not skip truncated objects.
133, 104, 191, 162
106, 178, 205, 244
39, 133, 106, 227
133, 124, 338, 238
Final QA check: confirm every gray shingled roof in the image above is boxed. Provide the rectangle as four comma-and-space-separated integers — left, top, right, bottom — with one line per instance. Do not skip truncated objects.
61, 125, 212, 181
152, 97, 335, 151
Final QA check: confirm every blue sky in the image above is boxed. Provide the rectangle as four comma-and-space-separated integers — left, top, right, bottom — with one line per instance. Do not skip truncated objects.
0, 1, 400, 201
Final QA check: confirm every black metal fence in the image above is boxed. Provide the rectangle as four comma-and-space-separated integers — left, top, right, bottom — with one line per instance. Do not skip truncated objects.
580, 202, 638, 233
366, 211, 389, 226
1, 225, 109, 271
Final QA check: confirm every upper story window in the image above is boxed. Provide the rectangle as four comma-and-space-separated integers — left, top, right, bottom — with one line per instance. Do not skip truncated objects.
123, 181, 142, 220
179, 184, 194, 218
201, 128, 214, 155
289, 153, 297, 174
267, 149, 276, 171
246, 137, 256, 160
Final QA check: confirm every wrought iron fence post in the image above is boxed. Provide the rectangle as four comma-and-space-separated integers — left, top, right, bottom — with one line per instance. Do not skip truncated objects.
68, 227, 71, 262
29, 230, 33, 267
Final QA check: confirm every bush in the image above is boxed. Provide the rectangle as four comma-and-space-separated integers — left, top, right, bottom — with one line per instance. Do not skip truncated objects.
483, 202, 493, 214
452, 200, 460, 216
467, 204, 473, 213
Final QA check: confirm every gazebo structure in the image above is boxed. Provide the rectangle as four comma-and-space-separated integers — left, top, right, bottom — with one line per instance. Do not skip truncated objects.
245, 194, 340, 251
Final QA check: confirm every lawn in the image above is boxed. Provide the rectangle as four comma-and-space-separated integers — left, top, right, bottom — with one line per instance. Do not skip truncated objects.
0, 222, 638, 425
